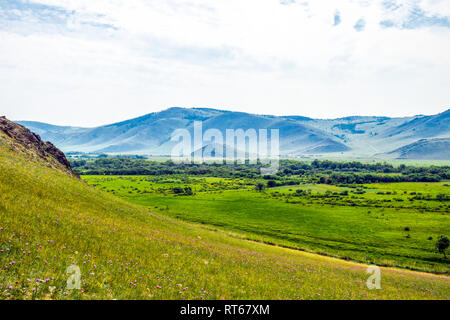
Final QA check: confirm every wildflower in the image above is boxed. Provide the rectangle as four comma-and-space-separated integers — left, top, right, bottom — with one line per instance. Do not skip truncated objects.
156, 285, 162, 289
8, 286, 13, 290
10, 261, 15, 265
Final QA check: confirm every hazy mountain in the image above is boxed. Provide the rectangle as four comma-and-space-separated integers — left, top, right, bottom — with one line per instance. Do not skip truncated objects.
385, 138, 450, 160
300, 110, 450, 158
385, 109, 450, 139
16, 107, 450, 159
17, 121, 90, 145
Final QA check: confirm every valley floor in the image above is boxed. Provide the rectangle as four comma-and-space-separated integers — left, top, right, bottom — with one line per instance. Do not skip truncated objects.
84, 175, 450, 274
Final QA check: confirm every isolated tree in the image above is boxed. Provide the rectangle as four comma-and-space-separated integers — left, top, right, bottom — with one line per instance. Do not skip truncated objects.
172, 187, 184, 194
255, 183, 265, 192
267, 180, 277, 188
436, 236, 449, 259
184, 187, 193, 195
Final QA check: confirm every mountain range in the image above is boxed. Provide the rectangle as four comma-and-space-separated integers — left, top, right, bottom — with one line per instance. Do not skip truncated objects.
16, 107, 450, 160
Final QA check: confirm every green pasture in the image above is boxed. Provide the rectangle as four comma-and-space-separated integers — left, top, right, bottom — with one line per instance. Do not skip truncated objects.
83, 175, 450, 273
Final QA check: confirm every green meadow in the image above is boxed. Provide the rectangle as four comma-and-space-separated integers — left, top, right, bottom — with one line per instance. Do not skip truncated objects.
1, 132, 449, 300
83, 175, 450, 274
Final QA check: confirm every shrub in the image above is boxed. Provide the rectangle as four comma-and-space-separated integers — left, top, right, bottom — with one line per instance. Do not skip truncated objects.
255, 183, 265, 192
267, 180, 277, 188
436, 236, 449, 258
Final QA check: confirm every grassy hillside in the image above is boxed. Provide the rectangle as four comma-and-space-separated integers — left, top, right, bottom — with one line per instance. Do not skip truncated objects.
0, 132, 449, 299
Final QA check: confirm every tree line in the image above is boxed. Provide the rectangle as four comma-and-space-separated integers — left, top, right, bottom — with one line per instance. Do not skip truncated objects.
70, 157, 450, 184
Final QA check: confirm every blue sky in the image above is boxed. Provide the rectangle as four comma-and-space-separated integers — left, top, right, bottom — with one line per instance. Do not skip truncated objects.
0, 0, 449, 126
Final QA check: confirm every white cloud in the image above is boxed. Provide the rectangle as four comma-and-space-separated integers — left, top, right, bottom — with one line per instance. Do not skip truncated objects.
0, 0, 449, 126
420, 0, 450, 17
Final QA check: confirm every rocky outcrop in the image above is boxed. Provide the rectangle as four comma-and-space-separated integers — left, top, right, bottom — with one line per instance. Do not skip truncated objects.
0, 116, 77, 176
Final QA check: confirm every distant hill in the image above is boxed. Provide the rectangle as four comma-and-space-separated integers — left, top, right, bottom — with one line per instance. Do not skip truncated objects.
384, 109, 450, 139
386, 138, 450, 160
17, 108, 349, 156
16, 107, 450, 159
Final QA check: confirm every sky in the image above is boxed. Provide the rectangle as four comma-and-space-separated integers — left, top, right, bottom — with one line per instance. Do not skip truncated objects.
0, 0, 449, 127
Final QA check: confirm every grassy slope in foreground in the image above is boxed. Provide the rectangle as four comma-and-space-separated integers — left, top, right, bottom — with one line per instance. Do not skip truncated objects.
0, 134, 449, 299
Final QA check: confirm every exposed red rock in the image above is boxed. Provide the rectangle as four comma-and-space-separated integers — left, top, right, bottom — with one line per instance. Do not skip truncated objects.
0, 116, 77, 177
